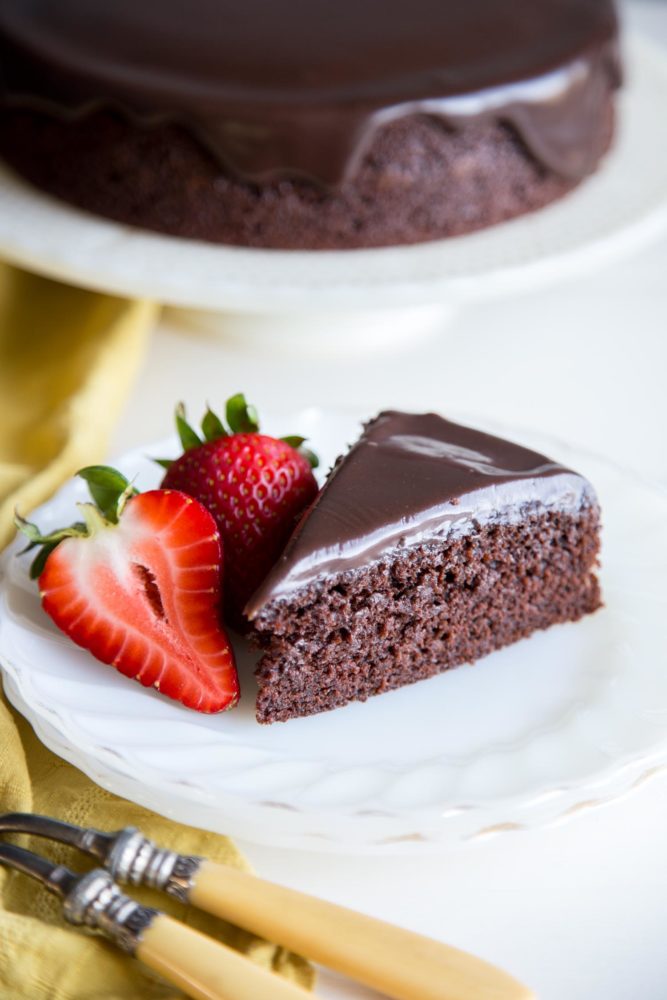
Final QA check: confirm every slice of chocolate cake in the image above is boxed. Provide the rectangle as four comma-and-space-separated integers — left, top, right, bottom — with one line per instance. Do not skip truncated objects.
246, 413, 601, 723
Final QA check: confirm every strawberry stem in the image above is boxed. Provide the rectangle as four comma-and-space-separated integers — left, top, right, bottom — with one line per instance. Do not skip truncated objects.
77, 502, 110, 536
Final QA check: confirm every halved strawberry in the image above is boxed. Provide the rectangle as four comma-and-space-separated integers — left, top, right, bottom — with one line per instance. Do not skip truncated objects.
159, 394, 318, 627
16, 467, 239, 713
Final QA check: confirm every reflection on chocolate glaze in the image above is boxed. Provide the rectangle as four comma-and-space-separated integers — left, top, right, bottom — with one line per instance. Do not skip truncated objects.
245, 413, 597, 617
0, 0, 620, 184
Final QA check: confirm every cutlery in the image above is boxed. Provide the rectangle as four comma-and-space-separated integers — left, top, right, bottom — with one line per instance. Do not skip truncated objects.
0, 812, 534, 1000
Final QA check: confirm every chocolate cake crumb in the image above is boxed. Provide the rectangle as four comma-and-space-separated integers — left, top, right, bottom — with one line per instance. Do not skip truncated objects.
252, 508, 601, 723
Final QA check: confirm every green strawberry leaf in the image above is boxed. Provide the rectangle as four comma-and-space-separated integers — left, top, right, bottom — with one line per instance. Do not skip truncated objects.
29, 539, 61, 580
77, 466, 137, 523
175, 402, 203, 452
201, 406, 227, 443
226, 393, 260, 435
14, 512, 86, 546
152, 457, 173, 470
281, 436, 319, 469
280, 434, 320, 469
13, 512, 45, 546
299, 447, 319, 470
14, 512, 88, 579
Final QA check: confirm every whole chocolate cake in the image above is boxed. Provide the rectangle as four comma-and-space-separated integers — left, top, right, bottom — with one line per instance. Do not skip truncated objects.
0, 0, 620, 249
247, 413, 602, 723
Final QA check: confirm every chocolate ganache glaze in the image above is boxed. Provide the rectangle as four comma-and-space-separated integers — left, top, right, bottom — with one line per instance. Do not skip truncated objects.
1, 0, 620, 185
246, 413, 597, 618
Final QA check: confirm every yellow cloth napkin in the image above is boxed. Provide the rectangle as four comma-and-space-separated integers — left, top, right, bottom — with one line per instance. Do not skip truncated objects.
0, 264, 156, 549
0, 265, 314, 997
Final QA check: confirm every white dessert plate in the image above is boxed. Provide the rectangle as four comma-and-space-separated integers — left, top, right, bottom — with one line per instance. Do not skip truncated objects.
1, 34, 667, 317
1, 410, 666, 854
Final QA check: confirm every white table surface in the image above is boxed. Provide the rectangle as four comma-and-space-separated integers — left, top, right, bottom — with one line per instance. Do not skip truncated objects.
108, 4, 667, 997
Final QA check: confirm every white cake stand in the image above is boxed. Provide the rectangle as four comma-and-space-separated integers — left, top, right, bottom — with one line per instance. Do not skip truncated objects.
1, 33, 667, 352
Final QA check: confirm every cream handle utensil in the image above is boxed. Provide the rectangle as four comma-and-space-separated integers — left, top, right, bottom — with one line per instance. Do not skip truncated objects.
188, 861, 534, 1000
0, 841, 314, 1000
137, 913, 314, 1000
0, 817, 532, 1000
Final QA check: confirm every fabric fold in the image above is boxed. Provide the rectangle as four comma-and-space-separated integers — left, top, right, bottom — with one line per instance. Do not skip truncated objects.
0, 264, 156, 549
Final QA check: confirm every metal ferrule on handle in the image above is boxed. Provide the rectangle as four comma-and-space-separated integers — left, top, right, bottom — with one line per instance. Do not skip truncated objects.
62, 868, 157, 954
106, 827, 202, 903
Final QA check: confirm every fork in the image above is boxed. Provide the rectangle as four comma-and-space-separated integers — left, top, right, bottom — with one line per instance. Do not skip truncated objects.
0, 812, 533, 1000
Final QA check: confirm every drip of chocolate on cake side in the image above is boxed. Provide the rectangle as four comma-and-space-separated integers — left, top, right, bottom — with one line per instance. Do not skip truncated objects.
0, 0, 621, 248
246, 413, 602, 724
0, 0, 620, 184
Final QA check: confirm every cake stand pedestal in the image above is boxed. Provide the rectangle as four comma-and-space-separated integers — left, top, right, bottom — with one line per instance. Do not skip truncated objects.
167, 302, 458, 357
1, 34, 667, 356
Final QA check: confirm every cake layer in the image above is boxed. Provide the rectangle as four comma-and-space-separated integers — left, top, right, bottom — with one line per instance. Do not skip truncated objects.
253, 507, 602, 723
0, 98, 616, 249
247, 413, 596, 617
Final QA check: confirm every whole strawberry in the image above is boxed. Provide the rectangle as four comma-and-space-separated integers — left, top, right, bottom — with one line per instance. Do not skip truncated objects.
16, 466, 239, 713
160, 394, 318, 627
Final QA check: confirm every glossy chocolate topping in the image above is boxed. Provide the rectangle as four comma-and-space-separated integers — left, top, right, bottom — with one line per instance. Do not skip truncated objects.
246, 413, 595, 618
1, 0, 620, 184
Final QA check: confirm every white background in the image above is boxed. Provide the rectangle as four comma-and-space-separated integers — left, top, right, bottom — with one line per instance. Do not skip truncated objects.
110, 4, 667, 997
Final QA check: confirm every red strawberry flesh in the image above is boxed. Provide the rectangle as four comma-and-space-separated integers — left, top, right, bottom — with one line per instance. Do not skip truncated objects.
39, 490, 239, 713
